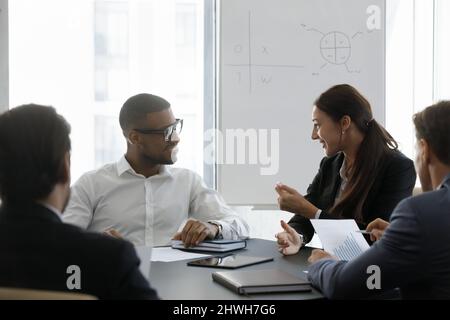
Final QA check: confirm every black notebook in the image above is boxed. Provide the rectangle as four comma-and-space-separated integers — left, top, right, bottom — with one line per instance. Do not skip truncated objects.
212, 269, 312, 295
171, 239, 246, 252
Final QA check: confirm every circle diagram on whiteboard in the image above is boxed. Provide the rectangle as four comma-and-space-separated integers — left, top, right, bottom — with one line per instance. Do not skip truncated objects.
320, 31, 351, 65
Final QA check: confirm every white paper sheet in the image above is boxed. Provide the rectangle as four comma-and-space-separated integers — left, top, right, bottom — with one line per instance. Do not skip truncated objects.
151, 247, 212, 262
305, 233, 323, 249
134, 246, 152, 279
310, 219, 370, 261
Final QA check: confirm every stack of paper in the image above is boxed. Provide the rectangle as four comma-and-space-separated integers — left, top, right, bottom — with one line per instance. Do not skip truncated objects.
310, 219, 370, 261
150, 247, 212, 262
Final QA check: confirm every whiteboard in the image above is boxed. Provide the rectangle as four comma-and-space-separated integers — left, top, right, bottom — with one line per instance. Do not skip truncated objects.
217, 0, 385, 206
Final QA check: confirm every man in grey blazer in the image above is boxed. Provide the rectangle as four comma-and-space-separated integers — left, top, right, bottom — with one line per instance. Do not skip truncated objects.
307, 101, 450, 299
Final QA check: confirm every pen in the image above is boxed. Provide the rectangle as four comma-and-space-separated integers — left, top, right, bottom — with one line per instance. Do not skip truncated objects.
355, 230, 372, 235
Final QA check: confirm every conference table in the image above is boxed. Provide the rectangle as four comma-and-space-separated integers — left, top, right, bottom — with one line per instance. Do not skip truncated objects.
148, 238, 323, 300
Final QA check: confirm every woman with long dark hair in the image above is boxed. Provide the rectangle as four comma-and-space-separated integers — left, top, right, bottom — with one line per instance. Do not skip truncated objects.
276, 84, 416, 255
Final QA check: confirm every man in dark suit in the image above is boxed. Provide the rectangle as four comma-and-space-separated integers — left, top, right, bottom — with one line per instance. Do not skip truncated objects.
307, 101, 450, 299
0, 104, 158, 299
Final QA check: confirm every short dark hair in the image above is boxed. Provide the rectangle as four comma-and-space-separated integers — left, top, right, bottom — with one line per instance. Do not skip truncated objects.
119, 93, 170, 132
0, 104, 71, 204
413, 101, 450, 165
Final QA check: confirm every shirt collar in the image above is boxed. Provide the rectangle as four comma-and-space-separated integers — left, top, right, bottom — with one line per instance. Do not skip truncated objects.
116, 155, 173, 178
339, 159, 348, 182
438, 173, 450, 189
117, 155, 133, 176
39, 202, 62, 221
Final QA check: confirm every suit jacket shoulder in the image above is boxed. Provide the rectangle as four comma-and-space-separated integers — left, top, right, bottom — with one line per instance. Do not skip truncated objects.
308, 183, 450, 299
0, 203, 158, 300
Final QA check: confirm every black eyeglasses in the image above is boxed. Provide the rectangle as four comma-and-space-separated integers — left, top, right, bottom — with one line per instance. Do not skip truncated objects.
133, 119, 183, 142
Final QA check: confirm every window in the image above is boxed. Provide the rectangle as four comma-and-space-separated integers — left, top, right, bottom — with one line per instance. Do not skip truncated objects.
386, 0, 450, 166
434, 0, 450, 101
94, 1, 130, 102
94, 115, 125, 168
8, 0, 206, 182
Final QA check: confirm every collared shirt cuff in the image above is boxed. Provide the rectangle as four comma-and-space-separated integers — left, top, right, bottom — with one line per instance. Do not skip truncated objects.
314, 209, 322, 219
208, 221, 224, 239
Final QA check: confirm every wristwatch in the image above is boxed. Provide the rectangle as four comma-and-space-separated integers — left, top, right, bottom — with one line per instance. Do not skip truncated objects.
298, 233, 305, 247
208, 221, 223, 240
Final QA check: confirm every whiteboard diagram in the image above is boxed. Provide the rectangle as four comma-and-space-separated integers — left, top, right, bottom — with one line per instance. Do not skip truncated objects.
222, 6, 380, 95
224, 11, 305, 93
219, 0, 385, 206
301, 24, 373, 73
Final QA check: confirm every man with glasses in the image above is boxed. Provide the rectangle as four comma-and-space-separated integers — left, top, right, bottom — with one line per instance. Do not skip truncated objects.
63, 94, 249, 247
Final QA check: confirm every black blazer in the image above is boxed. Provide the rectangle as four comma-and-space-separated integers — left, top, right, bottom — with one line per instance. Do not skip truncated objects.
289, 151, 416, 243
0, 202, 158, 300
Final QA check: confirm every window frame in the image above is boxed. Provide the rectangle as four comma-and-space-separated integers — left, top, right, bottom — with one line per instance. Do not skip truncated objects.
203, 0, 216, 188
0, 0, 8, 112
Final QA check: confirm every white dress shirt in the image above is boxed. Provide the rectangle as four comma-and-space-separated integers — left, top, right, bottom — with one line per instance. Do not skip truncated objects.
63, 156, 250, 246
